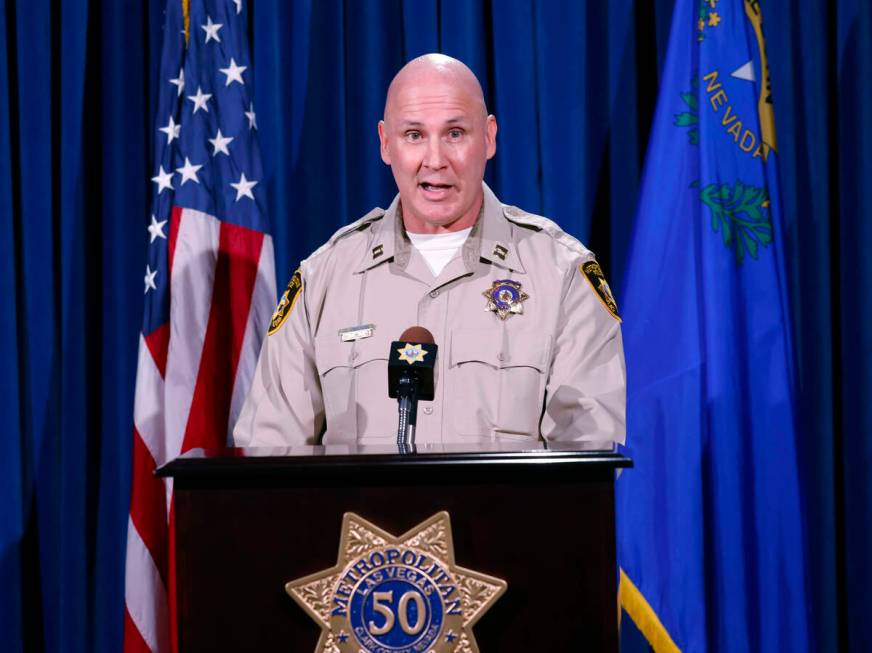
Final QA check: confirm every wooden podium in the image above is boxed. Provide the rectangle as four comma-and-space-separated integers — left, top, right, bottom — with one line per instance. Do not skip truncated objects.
158, 443, 631, 652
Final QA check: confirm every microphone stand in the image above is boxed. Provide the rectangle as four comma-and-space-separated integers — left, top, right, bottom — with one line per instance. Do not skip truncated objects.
396, 374, 418, 453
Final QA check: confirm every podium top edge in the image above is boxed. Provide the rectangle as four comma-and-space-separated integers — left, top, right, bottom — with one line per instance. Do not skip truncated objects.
156, 444, 633, 479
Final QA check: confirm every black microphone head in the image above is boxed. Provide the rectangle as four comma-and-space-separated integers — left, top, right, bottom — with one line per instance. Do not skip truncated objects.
388, 326, 438, 400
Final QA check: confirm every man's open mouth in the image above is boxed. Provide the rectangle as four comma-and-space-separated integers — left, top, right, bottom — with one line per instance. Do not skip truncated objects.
420, 182, 452, 191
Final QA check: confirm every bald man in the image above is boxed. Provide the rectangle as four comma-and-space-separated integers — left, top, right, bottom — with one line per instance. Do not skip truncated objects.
233, 55, 626, 447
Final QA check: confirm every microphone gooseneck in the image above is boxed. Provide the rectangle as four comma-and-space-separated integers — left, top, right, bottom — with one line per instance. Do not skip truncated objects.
396, 376, 417, 450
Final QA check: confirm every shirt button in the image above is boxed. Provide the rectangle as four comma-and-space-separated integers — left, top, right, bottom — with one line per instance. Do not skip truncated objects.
429, 289, 439, 298
497, 352, 505, 361
423, 406, 433, 415
351, 351, 359, 360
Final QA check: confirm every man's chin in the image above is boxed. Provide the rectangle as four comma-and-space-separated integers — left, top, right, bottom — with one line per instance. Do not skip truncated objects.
401, 193, 482, 232
407, 203, 457, 224
421, 211, 458, 226
404, 209, 467, 233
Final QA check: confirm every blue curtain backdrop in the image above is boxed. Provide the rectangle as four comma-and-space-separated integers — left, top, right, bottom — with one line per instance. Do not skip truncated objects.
0, 1, 868, 651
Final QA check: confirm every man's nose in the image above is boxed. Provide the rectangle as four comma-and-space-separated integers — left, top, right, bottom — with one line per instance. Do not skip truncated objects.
422, 137, 447, 169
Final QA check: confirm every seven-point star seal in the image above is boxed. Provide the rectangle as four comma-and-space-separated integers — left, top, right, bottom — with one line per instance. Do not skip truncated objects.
483, 279, 529, 320
285, 512, 507, 653
397, 343, 427, 364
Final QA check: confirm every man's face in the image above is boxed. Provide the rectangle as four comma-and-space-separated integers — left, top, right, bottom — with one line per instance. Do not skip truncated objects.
378, 75, 497, 233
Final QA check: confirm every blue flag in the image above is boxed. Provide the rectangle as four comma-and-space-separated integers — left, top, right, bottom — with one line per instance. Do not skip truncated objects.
616, 1, 811, 651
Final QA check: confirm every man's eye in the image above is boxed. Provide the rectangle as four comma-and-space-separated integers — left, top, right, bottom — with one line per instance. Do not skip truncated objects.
448, 129, 464, 139
405, 131, 422, 141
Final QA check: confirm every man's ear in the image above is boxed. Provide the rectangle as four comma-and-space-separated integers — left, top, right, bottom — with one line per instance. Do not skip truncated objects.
485, 115, 498, 160
378, 120, 391, 165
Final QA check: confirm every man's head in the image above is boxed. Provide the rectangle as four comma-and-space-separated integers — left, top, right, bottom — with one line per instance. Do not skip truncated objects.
378, 54, 497, 234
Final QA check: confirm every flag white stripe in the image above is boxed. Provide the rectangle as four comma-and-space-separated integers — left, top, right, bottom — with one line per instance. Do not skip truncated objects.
164, 208, 221, 462
125, 517, 170, 653
133, 336, 167, 467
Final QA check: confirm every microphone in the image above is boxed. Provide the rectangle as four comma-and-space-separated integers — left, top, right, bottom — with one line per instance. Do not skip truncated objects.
388, 326, 437, 451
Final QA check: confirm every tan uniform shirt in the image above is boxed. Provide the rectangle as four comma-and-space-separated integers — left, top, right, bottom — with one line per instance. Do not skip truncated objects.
233, 184, 626, 447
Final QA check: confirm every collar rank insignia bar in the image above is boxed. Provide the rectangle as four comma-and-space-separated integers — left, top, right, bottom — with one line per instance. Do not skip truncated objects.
285, 512, 506, 653
483, 279, 529, 320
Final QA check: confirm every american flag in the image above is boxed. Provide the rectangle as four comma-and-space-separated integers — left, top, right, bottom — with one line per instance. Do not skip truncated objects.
124, 1, 276, 651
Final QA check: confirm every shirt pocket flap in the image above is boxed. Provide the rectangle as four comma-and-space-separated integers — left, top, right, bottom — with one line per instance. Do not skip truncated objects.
450, 329, 548, 372
315, 335, 388, 376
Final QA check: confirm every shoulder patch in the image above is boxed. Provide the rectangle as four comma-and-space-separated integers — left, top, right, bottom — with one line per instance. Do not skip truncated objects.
580, 260, 620, 321
268, 269, 302, 335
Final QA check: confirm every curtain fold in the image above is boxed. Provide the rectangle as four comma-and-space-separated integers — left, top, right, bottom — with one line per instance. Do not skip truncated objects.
836, 3, 872, 651
0, 1, 868, 651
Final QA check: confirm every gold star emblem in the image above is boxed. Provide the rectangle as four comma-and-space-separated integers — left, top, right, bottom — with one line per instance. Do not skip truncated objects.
708, 11, 721, 27
396, 342, 427, 364
285, 512, 506, 653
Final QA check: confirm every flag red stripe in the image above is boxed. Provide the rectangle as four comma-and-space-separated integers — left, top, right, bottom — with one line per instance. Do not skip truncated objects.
124, 607, 154, 653
180, 221, 264, 452
168, 205, 183, 275
144, 323, 170, 379
129, 427, 169, 589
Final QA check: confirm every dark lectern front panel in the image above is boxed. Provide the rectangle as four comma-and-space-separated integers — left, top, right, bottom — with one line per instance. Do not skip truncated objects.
161, 445, 630, 652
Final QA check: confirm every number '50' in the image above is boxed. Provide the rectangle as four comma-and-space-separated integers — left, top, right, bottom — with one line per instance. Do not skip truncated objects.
368, 590, 426, 635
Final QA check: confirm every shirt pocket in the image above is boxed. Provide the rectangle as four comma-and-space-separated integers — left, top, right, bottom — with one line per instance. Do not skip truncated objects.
448, 329, 549, 438
314, 335, 390, 438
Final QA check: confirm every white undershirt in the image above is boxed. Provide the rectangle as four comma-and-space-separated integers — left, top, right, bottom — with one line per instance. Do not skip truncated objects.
406, 227, 473, 277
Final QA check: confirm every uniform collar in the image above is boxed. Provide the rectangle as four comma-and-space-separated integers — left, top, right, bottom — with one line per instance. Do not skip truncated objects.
475, 182, 525, 273
354, 194, 403, 273
354, 182, 525, 274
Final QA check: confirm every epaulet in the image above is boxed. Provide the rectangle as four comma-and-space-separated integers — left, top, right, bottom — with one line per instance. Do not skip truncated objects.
306, 207, 385, 262
502, 204, 593, 260
329, 207, 385, 244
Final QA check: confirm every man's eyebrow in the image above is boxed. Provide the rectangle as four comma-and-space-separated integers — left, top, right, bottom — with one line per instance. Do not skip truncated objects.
397, 116, 471, 128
